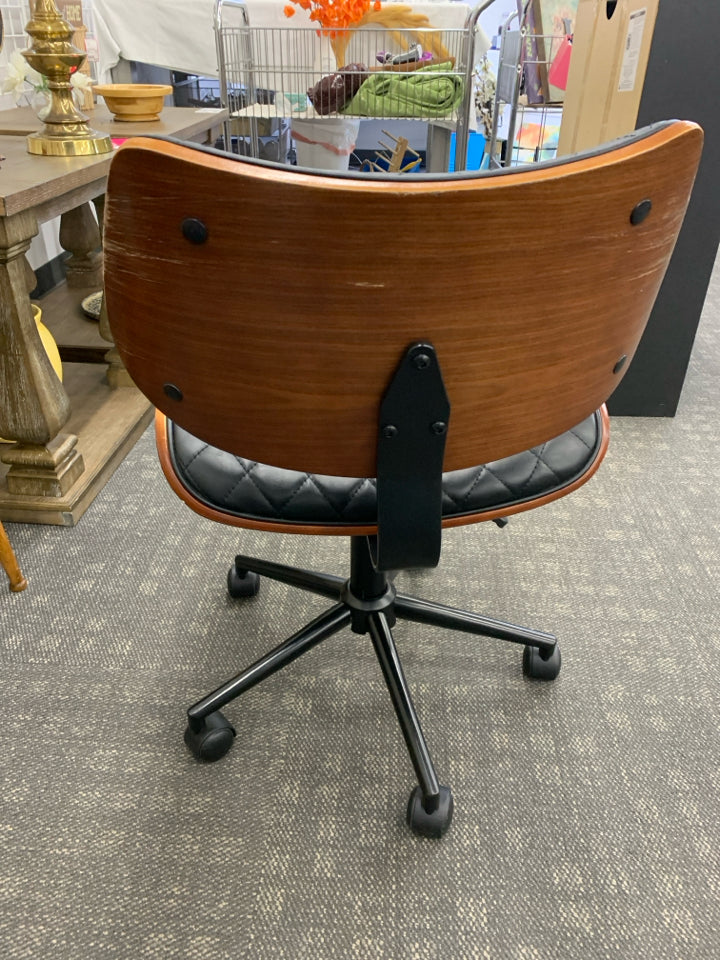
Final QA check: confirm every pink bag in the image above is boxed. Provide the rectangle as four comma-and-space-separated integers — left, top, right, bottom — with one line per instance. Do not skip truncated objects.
548, 34, 573, 91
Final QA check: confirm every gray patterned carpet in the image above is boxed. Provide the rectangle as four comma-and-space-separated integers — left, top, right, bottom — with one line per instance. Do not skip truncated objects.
2, 257, 719, 959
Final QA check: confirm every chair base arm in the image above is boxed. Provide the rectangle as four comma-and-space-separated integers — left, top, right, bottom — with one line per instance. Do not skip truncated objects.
185, 535, 562, 837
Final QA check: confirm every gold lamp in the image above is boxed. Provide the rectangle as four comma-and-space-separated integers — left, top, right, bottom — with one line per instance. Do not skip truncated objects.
22, 0, 112, 156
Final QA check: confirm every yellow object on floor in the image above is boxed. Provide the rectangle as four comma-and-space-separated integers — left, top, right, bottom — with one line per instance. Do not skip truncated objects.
0, 519, 27, 592
0, 305, 62, 444
33, 305, 63, 382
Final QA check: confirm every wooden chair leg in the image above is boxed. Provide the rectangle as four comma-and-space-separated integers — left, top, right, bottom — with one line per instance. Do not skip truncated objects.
0, 521, 28, 592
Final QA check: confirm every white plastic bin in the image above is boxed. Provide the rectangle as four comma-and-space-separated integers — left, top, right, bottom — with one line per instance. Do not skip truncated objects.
292, 118, 361, 171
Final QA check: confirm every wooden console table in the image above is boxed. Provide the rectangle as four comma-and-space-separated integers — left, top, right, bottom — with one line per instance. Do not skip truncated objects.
0, 105, 227, 525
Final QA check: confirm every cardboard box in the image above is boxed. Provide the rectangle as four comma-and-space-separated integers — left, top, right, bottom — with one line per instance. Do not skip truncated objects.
557, 0, 660, 155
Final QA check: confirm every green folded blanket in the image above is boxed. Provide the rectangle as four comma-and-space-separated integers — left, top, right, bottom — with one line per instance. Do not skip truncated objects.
342, 63, 464, 118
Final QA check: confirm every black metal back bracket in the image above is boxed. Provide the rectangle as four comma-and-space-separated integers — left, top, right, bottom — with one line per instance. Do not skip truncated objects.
375, 342, 450, 572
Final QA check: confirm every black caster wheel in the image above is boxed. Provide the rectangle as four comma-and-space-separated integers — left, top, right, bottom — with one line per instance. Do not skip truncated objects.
184, 711, 236, 762
522, 643, 561, 680
406, 785, 454, 838
227, 564, 260, 599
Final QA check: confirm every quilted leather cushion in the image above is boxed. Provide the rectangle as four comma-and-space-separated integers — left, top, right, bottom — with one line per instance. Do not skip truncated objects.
166, 412, 602, 527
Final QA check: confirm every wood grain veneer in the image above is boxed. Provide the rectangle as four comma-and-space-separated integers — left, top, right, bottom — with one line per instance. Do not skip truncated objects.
104, 123, 702, 480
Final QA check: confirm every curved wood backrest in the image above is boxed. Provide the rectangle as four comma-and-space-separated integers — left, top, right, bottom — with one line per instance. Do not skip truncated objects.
104, 123, 702, 477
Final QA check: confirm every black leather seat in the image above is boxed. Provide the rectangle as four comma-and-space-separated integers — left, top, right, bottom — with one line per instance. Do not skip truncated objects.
168, 413, 602, 527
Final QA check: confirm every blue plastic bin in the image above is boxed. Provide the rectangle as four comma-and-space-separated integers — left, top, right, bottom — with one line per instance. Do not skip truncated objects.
448, 131, 487, 171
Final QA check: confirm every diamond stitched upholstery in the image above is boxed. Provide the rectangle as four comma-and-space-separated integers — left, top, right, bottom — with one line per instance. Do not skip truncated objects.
167, 412, 602, 527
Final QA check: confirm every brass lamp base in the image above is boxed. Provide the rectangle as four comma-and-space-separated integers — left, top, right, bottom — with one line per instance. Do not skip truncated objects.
23, 0, 114, 157
27, 126, 113, 157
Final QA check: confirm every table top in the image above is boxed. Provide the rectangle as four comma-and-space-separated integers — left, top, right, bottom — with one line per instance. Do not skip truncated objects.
0, 105, 227, 219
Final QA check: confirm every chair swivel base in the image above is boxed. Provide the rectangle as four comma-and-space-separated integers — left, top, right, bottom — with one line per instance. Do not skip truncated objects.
184, 537, 560, 838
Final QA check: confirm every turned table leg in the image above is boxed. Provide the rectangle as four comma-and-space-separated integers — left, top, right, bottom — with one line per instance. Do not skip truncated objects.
59, 201, 103, 288
0, 520, 27, 592
92, 194, 105, 240
98, 291, 134, 388
71, 194, 132, 389
0, 210, 84, 497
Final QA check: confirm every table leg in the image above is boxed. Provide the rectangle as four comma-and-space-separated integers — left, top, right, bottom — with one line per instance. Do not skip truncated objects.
0, 210, 84, 497
97, 292, 133, 389
92, 194, 105, 240
89, 194, 133, 389
59, 196, 130, 388
59, 202, 103, 289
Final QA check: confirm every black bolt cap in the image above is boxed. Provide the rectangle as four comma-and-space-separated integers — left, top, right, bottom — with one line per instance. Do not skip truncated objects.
181, 218, 208, 244
163, 383, 184, 401
613, 355, 628, 374
630, 200, 652, 225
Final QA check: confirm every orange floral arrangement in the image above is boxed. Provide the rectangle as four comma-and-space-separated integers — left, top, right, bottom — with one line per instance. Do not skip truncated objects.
284, 0, 382, 33
282, 2, 448, 69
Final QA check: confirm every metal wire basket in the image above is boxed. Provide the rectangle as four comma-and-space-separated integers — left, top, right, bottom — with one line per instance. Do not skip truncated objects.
218, 24, 471, 122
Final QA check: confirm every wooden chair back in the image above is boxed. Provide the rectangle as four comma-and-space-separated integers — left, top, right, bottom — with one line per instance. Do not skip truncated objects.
104, 122, 702, 478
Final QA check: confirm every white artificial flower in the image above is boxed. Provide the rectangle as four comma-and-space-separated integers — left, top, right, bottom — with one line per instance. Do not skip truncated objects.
24, 62, 46, 90
71, 71, 95, 107
2, 50, 48, 101
70, 72, 95, 92
2, 50, 30, 96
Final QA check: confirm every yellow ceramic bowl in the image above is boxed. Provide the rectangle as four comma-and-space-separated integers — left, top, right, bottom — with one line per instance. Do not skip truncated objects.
94, 84, 173, 122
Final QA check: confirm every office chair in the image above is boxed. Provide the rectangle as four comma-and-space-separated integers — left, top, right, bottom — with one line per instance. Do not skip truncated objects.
104, 121, 702, 837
